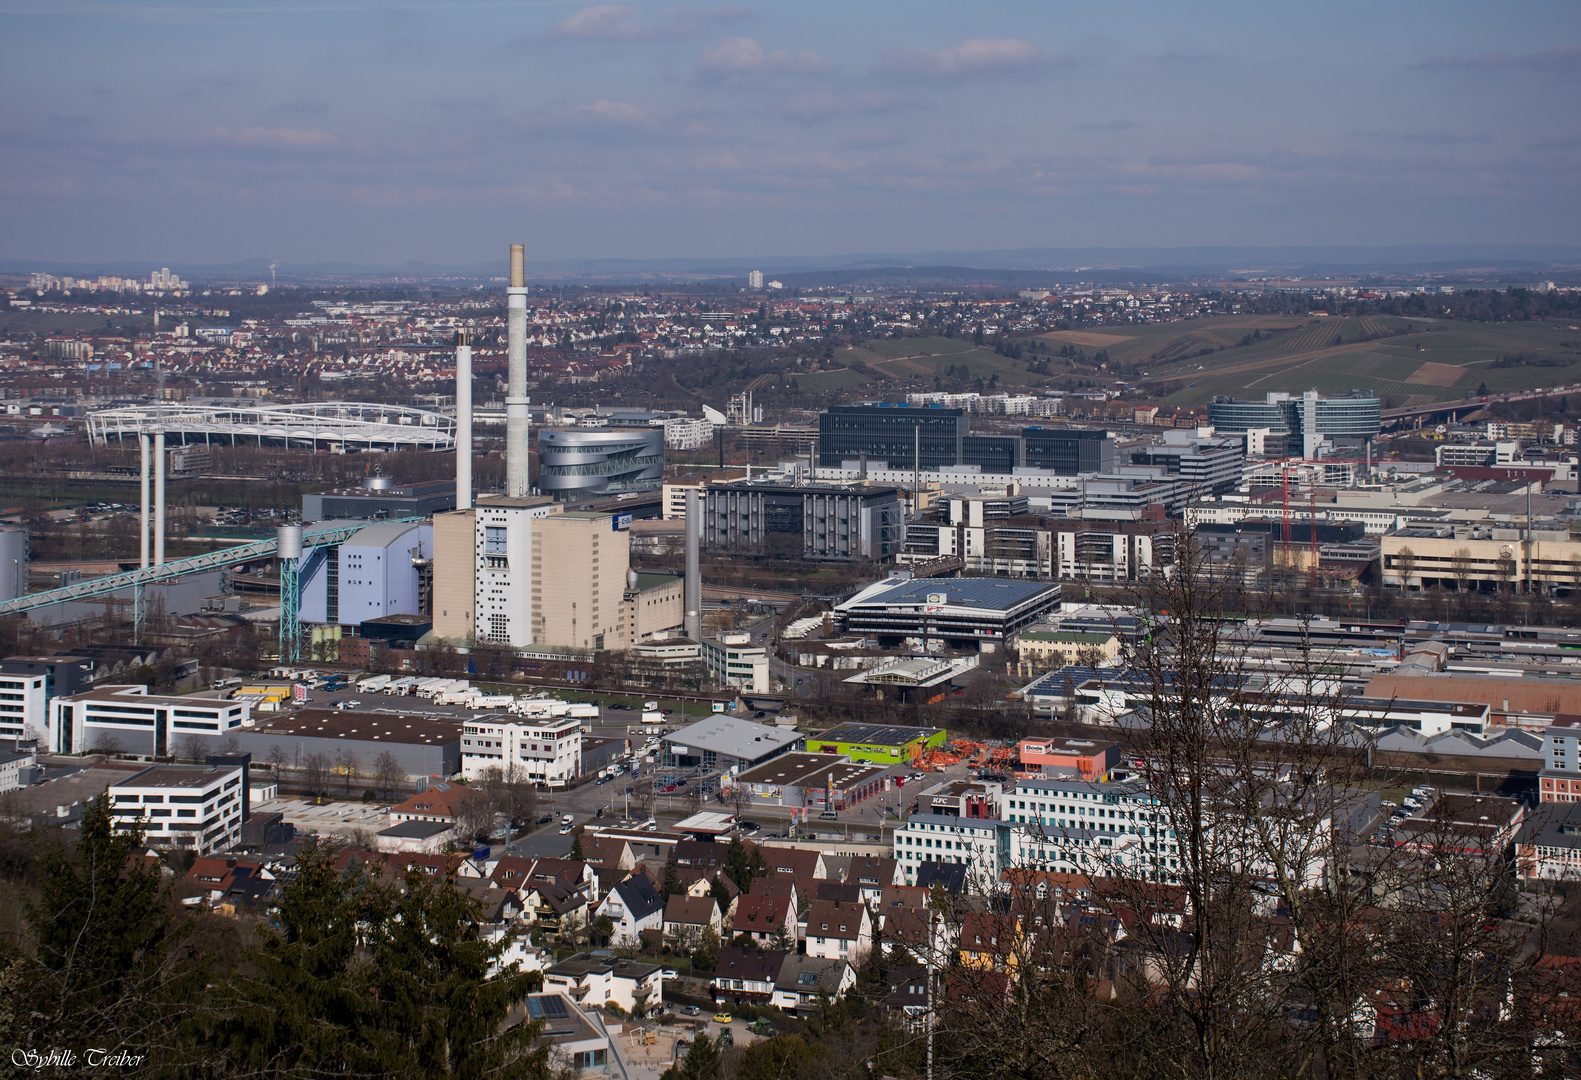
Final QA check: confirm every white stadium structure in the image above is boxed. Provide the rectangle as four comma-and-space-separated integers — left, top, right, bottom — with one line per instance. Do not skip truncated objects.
86, 402, 455, 452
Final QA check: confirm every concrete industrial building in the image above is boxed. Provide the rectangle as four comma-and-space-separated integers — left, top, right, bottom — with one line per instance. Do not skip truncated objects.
475, 495, 562, 648
663, 715, 801, 771
532, 512, 629, 652
700, 633, 770, 693
431, 508, 479, 643
302, 476, 459, 522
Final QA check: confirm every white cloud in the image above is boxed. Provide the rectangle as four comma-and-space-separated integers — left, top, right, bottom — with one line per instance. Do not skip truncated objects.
551, 5, 645, 40
575, 100, 649, 126
881, 38, 1042, 80
698, 36, 829, 76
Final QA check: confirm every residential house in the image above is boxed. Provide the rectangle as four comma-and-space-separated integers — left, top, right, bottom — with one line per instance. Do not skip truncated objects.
731, 894, 796, 948
760, 846, 827, 881
772, 955, 855, 1014
804, 900, 872, 964
520, 994, 612, 1074
1516, 802, 1581, 881
712, 946, 787, 1005
594, 874, 666, 947
542, 953, 663, 1016
845, 855, 900, 903
389, 782, 474, 827
663, 894, 723, 947
584, 834, 635, 872
879, 966, 931, 1032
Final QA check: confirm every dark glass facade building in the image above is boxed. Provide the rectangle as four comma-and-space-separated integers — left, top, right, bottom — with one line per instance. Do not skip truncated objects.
818, 404, 967, 470
1022, 428, 1114, 475
961, 434, 1022, 472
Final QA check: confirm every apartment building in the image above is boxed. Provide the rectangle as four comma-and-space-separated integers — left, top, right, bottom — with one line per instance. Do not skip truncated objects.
0, 670, 48, 742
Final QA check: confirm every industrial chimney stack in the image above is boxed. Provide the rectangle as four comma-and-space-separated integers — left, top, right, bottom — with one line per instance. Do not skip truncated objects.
505, 244, 530, 497
684, 489, 701, 642
455, 328, 473, 510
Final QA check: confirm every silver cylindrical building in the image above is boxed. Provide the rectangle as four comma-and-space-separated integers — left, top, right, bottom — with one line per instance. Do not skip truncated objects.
536, 427, 664, 500
276, 525, 304, 560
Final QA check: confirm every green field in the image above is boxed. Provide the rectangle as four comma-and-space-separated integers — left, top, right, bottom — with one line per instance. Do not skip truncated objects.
828, 336, 1057, 389
1041, 315, 1581, 408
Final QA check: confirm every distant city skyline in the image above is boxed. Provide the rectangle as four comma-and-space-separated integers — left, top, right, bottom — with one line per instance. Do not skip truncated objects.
1, 0, 1577, 265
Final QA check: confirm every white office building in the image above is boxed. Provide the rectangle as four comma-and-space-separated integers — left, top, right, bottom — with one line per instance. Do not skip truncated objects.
49, 684, 251, 756
700, 633, 770, 693
0, 672, 48, 742
461, 715, 582, 788
475, 495, 561, 648
109, 763, 246, 855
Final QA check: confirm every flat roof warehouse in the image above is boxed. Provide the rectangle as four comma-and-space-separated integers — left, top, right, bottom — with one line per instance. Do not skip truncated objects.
256, 709, 460, 745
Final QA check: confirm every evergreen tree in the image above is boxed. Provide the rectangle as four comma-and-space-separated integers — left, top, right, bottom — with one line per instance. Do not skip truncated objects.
4, 793, 212, 1068
662, 1031, 721, 1080
662, 848, 683, 896
356, 867, 549, 1077
569, 830, 586, 861
216, 841, 369, 1075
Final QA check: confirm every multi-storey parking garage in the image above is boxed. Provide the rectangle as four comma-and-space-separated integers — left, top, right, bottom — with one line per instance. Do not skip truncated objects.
86, 402, 455, 452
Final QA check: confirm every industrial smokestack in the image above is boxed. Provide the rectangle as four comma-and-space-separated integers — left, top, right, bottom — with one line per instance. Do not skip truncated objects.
505, 244, 530, 497
684, 488, 701, 642
455, 328, 473, 510
153, 429, 166, 566
139, 433, 151, 569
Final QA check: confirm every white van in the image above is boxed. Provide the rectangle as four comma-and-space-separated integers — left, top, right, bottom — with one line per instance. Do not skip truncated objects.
561, 813, 575, 826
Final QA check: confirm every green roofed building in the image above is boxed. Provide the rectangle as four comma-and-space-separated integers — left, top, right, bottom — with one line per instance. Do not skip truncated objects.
804, 722, 947, 766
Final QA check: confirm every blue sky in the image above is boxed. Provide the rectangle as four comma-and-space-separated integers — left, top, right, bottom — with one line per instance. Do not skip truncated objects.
1, 0, 1577, 265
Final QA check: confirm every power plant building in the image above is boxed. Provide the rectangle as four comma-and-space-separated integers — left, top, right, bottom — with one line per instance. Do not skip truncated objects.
298, 521, 434, 626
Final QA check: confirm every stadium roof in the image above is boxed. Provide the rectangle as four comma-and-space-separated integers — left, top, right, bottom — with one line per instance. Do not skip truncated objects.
86, 402, 454, 451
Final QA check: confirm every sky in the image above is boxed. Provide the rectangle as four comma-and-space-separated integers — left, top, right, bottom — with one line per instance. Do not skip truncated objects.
1, 0, 1578, 266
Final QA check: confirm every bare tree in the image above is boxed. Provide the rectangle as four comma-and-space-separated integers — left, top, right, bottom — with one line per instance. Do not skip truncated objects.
266, 744, 289, 776
374, 750, 405, 802
452, 789, 497, 846
301, 752, 332, 798
177, 733, 208, 763
1394, 544, 1417, 591
1450, 545, 1475, 593
340, 750, 361, 795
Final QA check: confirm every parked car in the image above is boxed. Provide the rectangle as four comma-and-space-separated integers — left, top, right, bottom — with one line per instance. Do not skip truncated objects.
684, 1005, 700, 1016
661, 969, 678, 980
713, 1012, 733, 1025
737, 820, 761, 834
536, 815, 553, 825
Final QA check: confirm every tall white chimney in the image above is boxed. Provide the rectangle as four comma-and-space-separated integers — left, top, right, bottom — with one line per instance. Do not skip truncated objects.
455, 328, 473, 510
505, 244, 530, 497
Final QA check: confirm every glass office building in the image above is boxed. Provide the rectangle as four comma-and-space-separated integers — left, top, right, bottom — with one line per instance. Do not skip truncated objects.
1209, 390, 1380, 456
1023, 428, 1115, 475
818, 403, 968, 470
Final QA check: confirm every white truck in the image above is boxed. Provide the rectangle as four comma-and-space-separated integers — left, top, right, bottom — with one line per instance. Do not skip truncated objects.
566, 703, 599, 720
641, 711, 665, 725
356, 674, 392, 692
